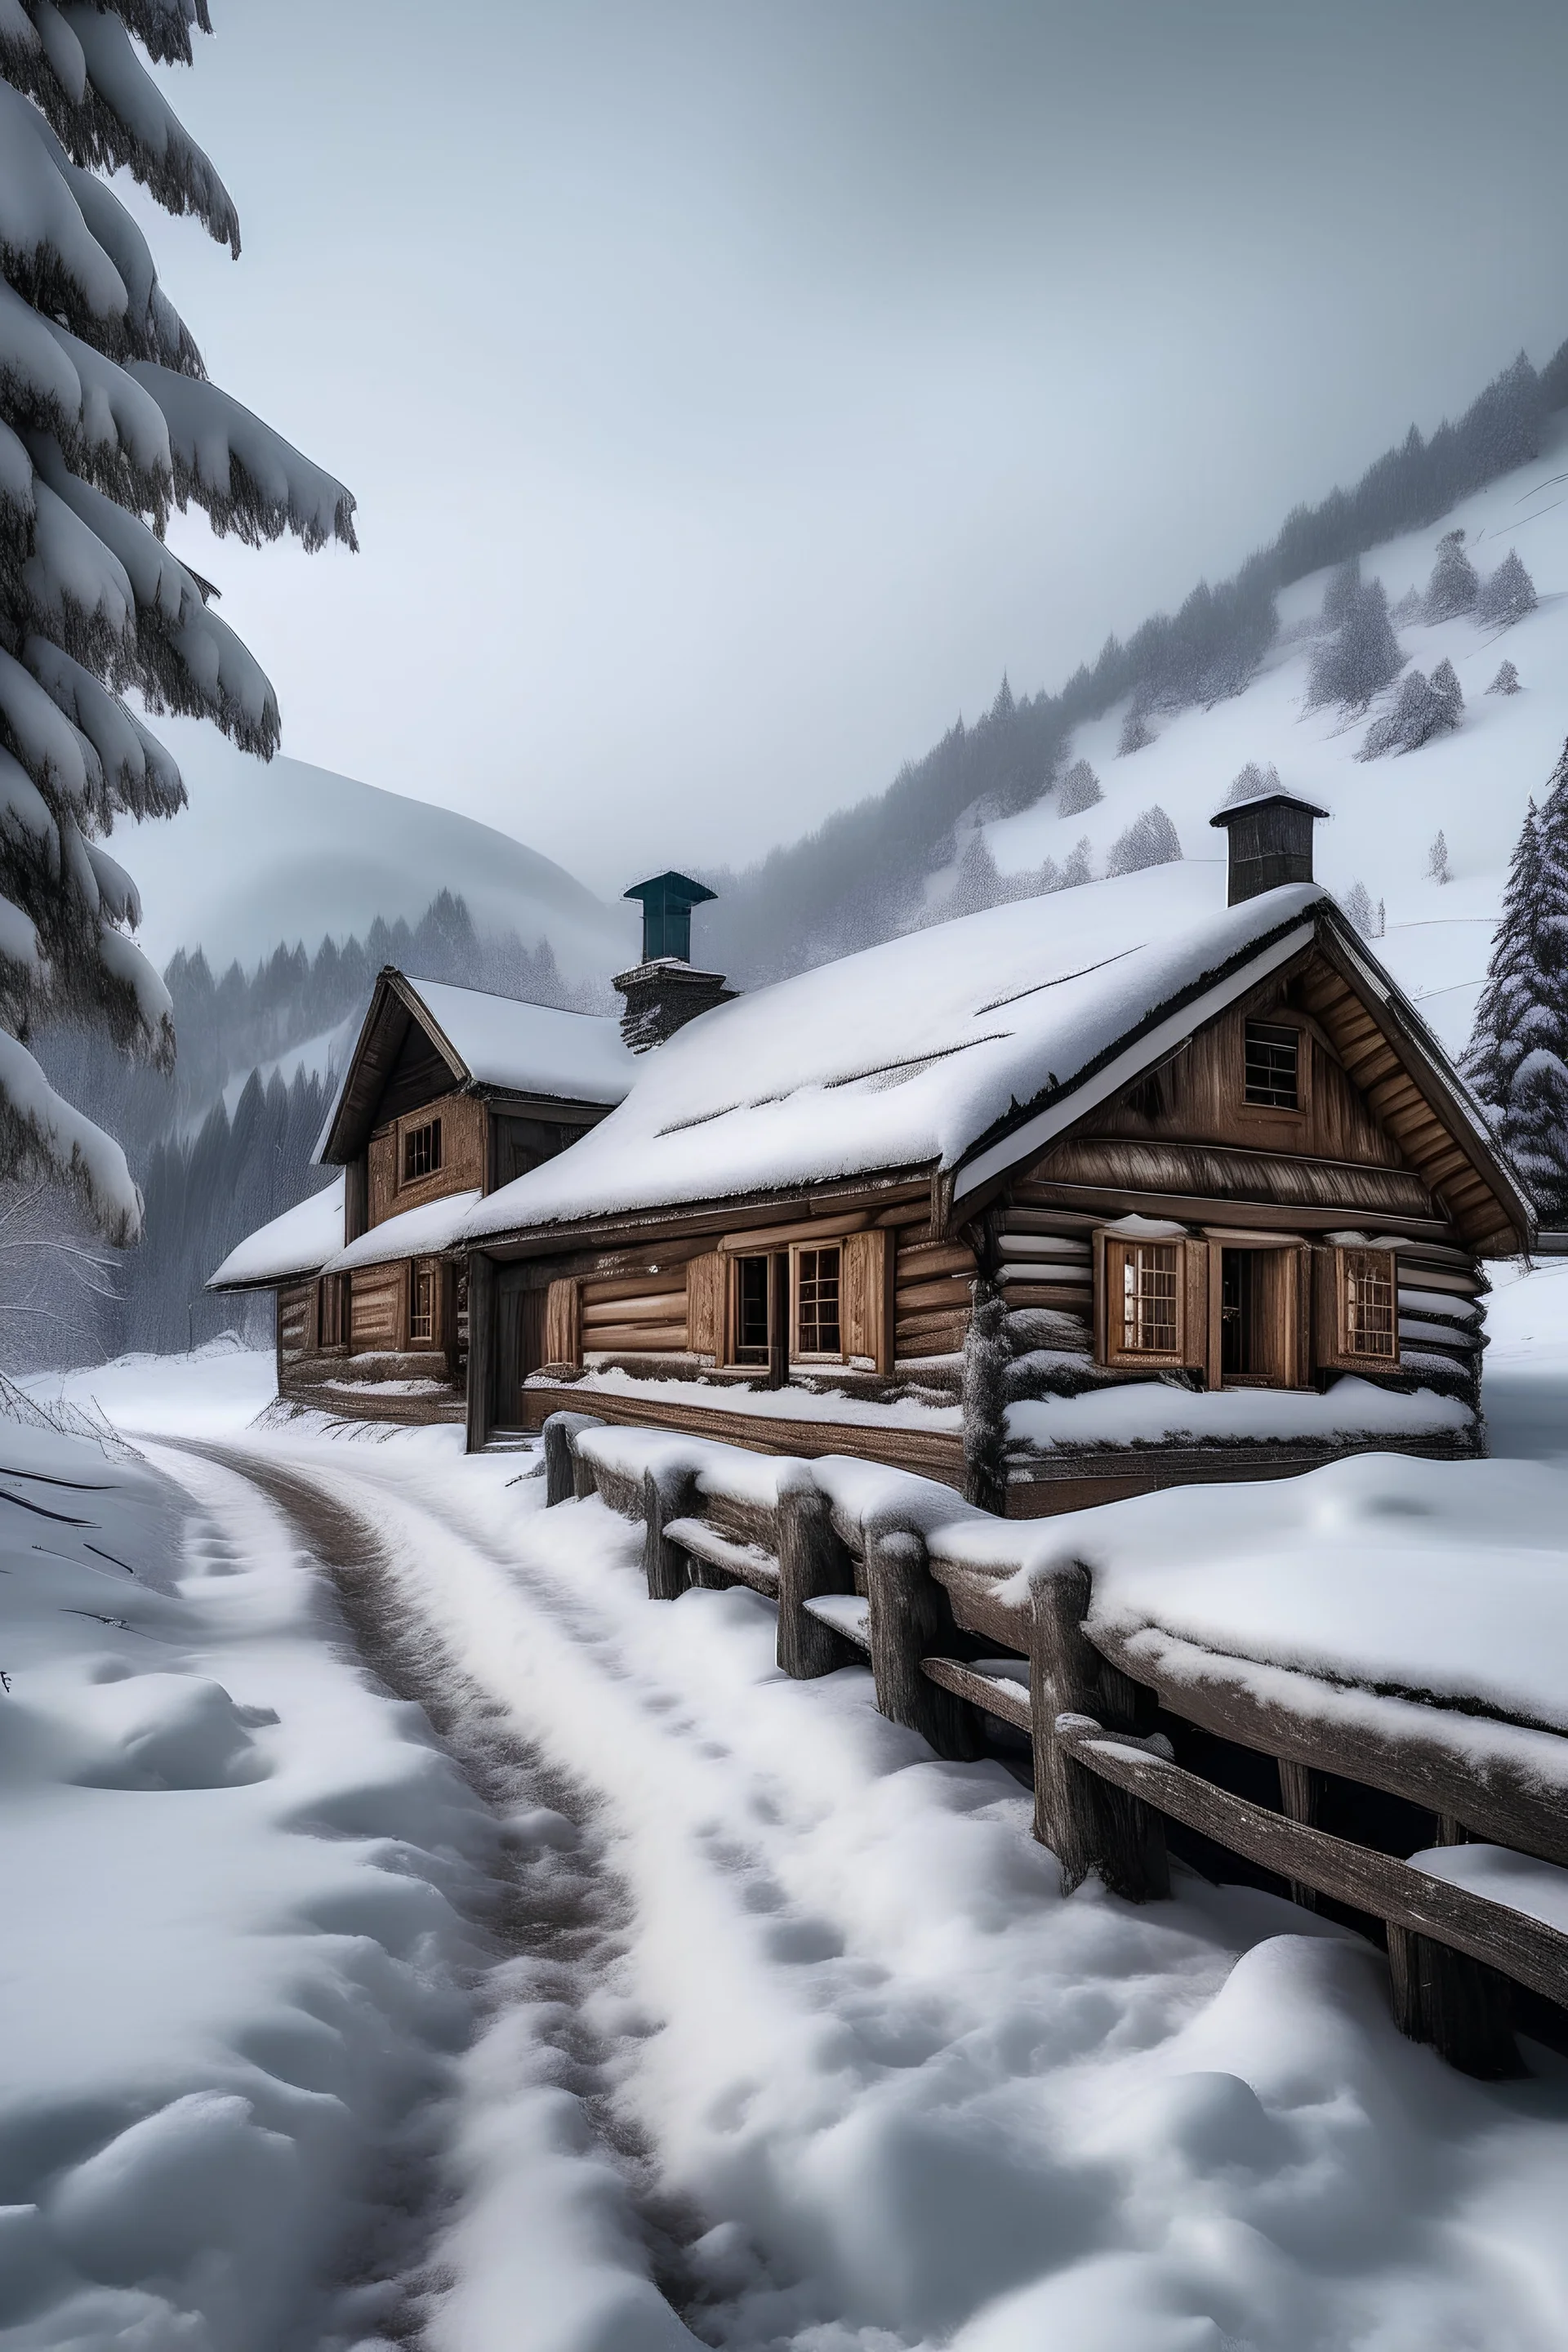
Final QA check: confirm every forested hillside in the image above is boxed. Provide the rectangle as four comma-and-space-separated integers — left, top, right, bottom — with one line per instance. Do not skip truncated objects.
702, 340, 1568, 984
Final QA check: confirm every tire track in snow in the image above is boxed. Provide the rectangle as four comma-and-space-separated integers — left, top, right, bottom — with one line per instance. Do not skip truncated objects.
154, 1437, 719, 2347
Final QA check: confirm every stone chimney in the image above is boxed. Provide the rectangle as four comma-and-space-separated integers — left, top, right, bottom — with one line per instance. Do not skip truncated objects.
1209, 789, 1328, 906
615, 871, 735, 1052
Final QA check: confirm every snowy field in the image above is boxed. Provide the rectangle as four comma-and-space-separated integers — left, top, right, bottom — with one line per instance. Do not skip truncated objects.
7, 1302, 1568, 2350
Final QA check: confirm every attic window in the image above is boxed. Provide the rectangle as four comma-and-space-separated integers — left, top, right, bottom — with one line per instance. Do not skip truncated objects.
1243, 1021, 1299, 1110
403, 1117, 442, 1182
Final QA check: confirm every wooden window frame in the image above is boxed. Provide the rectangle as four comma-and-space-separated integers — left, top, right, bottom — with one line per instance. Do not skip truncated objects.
1316, 1244, 1400, 1373
408, 1256, 439, 1348
1096, 1231, 1200, 1373
790, 1240, 844, 1365
726, 1251, 774, 1369
401, 1116, 443, 1186
1235, 1013, 1310, 1126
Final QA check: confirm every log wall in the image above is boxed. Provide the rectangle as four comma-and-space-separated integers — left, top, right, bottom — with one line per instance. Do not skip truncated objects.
367, 1089, 486, 1229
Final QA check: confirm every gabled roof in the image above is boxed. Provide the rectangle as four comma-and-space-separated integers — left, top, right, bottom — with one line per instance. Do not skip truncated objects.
207, 1175, 345, 1291
315, 969, 635, 1164
457, 866, 1531, 1256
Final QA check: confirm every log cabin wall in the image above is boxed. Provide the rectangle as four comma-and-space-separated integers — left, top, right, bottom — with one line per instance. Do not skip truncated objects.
277, 1279, 313, 1389
367, 1089, 486, 1228
894, 1221, 975, 1365
350, 1263, 405, 1352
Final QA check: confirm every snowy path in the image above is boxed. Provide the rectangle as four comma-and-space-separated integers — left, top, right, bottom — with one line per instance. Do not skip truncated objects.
142, 1421, 1568, 2352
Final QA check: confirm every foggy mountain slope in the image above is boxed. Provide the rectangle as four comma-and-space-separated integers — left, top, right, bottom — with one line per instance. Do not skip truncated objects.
702, 339, 1568, 991
127, 725, 633, 982
964, 418, 1568, 1060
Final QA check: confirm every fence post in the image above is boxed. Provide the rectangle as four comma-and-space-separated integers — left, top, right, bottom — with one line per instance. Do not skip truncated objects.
775, 1473, 858, 1677
1029, 1565, 1167, 1901
1387, 1928, 1519, 2078
865, 1521, 985, 1762
643, 1466, 696, 1602
542, 1410, 604, 1506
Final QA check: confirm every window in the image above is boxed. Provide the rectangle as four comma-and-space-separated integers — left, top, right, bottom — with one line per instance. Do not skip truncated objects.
317, 1272, 348, 1349
408, 1258, 436, 1344
403, 1117, 442, 1183
1120, 1241, 1179, 1353
1244, 1020, 1300, 1110
1341, 1249, 1396, 1359
795, 1245, 842, 1357
733, 1254, 772, 1365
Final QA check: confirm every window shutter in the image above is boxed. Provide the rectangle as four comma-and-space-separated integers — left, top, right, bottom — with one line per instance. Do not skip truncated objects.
841, 1227, 893, 1371
544, 1276, 581, 1368
686, 1252, 724, 1361
1182, 1237, 1209, 1380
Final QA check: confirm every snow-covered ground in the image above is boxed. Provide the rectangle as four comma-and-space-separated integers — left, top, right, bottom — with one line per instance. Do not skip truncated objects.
946, 416, 1568, 1059
9, 1311, 1568, 2350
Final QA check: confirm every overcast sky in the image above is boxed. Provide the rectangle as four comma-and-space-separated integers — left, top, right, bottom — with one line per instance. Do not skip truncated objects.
149, 0, 1568, 893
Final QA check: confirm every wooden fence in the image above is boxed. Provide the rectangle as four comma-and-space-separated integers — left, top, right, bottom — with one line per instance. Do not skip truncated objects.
541, 1410, 1568, 2078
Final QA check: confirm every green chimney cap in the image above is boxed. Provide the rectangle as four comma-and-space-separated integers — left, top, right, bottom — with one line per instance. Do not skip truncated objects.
623, 871, 717, 964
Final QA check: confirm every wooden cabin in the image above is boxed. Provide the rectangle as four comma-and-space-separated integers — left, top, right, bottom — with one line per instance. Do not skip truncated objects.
452, 799, 1532, 1512
208, 969, 634, 1422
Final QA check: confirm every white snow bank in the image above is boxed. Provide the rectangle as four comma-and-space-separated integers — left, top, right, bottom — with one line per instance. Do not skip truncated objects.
996, 1449, 1568, 1735
0, 1418, 500, 2348
233, 1417, 1568, 2351
26, 1342, 281, 1439
555, 1363, 963, 1432
1410, 1842, 1568, 1935
1008, 1374, 1472, 1451
207, 1174, 344, 1288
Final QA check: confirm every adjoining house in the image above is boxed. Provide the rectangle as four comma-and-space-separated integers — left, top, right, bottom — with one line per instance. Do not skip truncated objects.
208, 970, 635, 1423
213, 800, 1533, 1504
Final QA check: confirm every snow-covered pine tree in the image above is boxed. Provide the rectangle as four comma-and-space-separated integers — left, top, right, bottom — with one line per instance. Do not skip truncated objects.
1060, 837, 1093, 888
1477, 550, 1538, 629
1117, 702, 1153, 756
1307, 573, 1401, 708
1057, 757, 1102, 816
1343, 880, 1377, 937
1489, 659, 1521, 695
1320, 557, 1360, 631
1431, 658, 1463, 731
1427, 830, 1452, 884
1466, 758, 1568, 1219
1423, 529, 1479, 621
1107, 804, 1182, 875
0, 9, 354, 1241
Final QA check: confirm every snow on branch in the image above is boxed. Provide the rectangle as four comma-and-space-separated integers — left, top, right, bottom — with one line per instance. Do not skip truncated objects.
56, 5, 240, 256
0, 82, 128, 325
0, 1023, 140, 1241
24, 638, 184, 820
131, 365, 358, 550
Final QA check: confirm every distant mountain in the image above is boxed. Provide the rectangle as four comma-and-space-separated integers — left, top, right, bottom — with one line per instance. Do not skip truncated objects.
703, 340, 1568, 1002
951, 421, 1568, 1062
125, 725, 634, 984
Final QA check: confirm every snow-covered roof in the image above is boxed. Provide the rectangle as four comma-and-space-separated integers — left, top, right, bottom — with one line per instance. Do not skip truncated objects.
207, 1176, 345, 1290
409, 981, 635, 1102
461, 867, 1330, 1239
323, 1189, 483, 1276
315, 971, 635, 1165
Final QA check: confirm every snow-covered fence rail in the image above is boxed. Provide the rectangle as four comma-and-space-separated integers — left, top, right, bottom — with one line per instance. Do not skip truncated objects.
541, 1411, 1568, 2078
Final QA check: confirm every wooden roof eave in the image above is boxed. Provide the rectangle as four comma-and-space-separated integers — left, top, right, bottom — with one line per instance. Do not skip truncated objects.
316, 968, 473, 1165
1305, 916, 1535, 1257
463, 1165, 937, 1265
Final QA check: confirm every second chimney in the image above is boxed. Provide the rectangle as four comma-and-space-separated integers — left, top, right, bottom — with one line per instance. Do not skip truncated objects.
615, 871, 735, 1051
1209, 789, 1327, 906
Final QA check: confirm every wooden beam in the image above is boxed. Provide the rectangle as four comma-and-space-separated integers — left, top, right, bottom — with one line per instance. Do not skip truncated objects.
921, 1655, 1031, 1735
1087, 1621, 1568, 1869
1055, 1715, 1563, 2018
